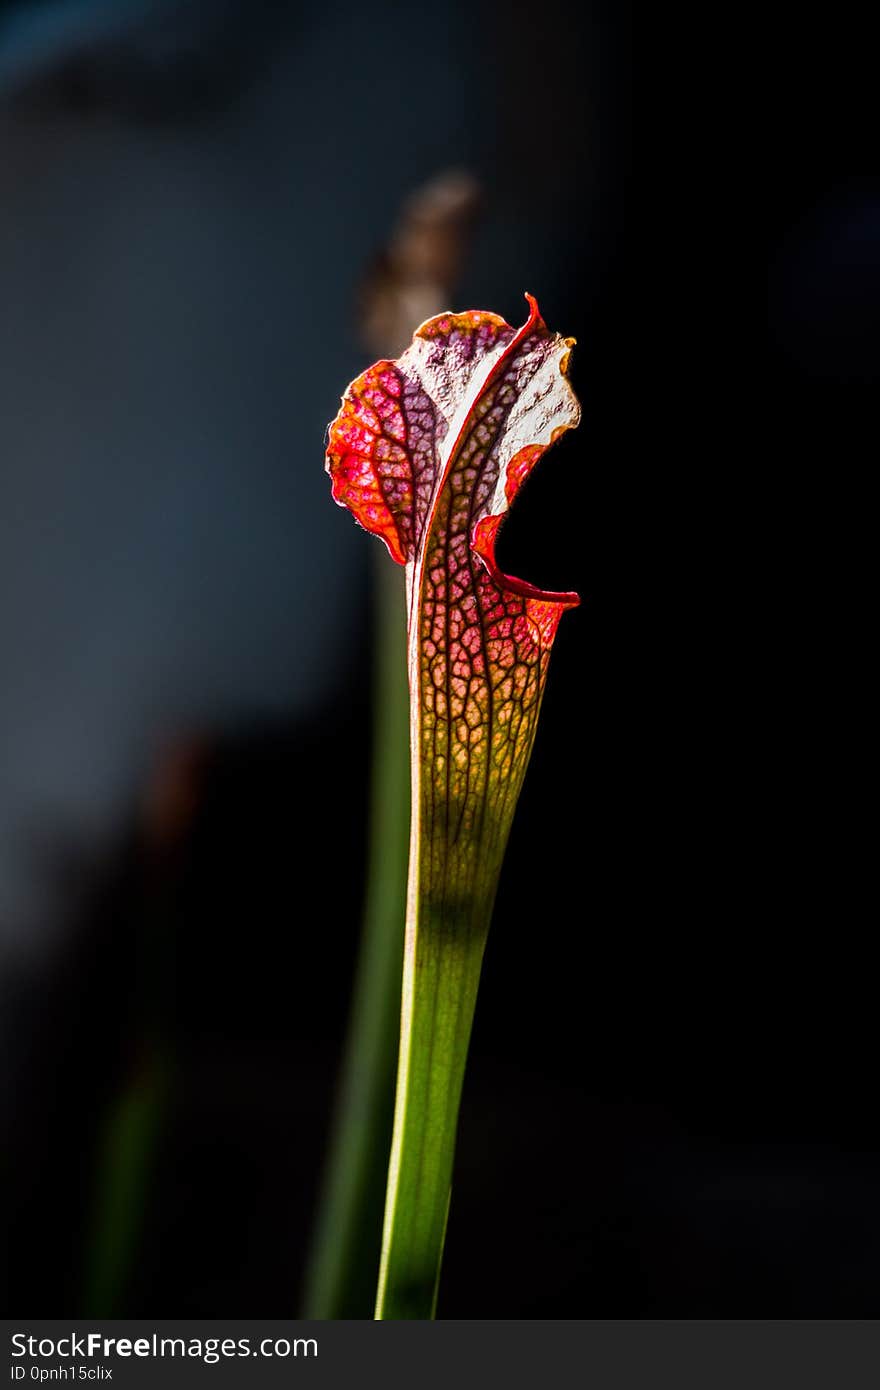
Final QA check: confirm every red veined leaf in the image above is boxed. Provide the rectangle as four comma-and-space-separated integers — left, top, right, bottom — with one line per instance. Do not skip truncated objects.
325, 293, 581, 1319
327, 292, 580, 873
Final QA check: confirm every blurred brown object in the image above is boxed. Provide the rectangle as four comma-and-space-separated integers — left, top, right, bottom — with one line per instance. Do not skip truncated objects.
359, 169, 482, 358
140, 737, 212, 861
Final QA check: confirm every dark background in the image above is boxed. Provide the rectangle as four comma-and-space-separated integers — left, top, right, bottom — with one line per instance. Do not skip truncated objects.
2, 0, 876, 1317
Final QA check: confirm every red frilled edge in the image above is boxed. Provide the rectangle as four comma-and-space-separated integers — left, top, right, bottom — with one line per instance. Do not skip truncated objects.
326, 293, 580, 613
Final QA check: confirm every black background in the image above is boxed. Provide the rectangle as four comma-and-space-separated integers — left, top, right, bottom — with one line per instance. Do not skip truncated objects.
4, 0, 878, 1317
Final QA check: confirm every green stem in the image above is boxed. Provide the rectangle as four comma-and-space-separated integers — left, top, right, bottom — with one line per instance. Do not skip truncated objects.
374, 573, 538, 1319
83, 849, 178, 1316
302, 556, 410, 1318
375, 895, 490, 1319
83, 1044, 169, 1315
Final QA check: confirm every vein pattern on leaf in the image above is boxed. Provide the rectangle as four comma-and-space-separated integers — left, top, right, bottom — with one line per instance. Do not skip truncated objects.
327, 294, 581, 903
